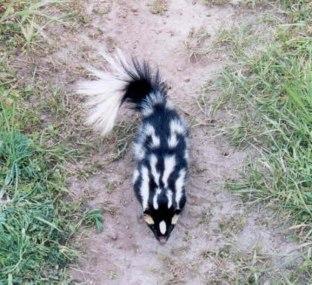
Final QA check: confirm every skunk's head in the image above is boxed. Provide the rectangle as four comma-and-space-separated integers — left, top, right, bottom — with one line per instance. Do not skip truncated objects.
143, 190, 186, 244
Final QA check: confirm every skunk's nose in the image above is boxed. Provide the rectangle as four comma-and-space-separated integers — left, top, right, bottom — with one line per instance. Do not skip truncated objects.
158, 236, 167, 244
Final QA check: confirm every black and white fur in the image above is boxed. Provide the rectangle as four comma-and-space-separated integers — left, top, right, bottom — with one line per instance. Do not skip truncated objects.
77, 50, 189, 243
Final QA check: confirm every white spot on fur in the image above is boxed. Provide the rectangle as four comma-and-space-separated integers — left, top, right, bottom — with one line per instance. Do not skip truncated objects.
171, 214, 179, 225
153, 188, 161, 210
168, 135, 178, 148
170, 119, 185, 134
142, 106, 153, 117
140, 166, 150, 210
133, 142, 145, 161
167, 119, 186, 148
175, 169, 186, 209
142, 91, 166, 116
134, 124, 160, 161
165, 100, 174, 110
163, 155, 176, 188
159, 221, 166, 235
145, 124, 160, 147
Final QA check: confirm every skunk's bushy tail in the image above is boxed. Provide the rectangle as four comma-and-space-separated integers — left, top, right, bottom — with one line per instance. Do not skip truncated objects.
76, 50, 167, 136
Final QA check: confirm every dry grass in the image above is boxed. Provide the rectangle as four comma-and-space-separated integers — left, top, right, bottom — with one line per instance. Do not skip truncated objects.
184, 27, 211, 61
149, 0, 168, 15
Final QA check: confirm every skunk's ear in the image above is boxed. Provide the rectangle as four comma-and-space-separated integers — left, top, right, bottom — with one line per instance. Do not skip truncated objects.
171, 209, 181, 225
143, 209, 154, 225
143, 214, 155, 225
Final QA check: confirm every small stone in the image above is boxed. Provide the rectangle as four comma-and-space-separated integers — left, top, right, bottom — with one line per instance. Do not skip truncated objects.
110, 233, 118, 241
184, 78, 190, 82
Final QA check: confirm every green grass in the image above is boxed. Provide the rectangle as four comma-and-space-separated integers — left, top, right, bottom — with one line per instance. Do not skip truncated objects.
0, 0, 64, 48
210, 1, 312, 281
0, 1, 103, 283
0, 98, 78, 283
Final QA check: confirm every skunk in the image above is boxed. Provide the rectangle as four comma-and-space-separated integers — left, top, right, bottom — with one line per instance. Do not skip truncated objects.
77, 50, 189, 244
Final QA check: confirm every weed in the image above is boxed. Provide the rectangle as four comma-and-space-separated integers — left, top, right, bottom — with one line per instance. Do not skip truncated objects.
83, 209, 104, 233
210, 0, 312, 281
185, 27, 211, 61
0, 0, 63, 48
0, 98, 77, 283
204, 0, 270, 7
0, 1, 103, 283
149, 0, 168, 15
203, 0, 230, 5
219, 215, 246, 238
104, 119, 138, 161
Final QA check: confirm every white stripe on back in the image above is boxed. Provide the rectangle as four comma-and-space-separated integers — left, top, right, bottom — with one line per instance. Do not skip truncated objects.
175, 169, 186, 209
132, 168, 140, 184
149, 154, 160, 186
140, 166, 150, 210
153, 188, 161, 210
162, 155, 176, 188
167, 190, 173, 208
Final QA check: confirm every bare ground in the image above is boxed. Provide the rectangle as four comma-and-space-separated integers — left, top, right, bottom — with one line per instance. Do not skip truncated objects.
14, 0, 304, 283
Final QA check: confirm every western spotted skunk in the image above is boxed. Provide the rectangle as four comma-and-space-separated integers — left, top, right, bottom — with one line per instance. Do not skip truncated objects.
77, 50, 189, 244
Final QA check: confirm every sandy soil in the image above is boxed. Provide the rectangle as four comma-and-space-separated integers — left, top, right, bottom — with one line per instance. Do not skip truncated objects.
16, 0, 303, 283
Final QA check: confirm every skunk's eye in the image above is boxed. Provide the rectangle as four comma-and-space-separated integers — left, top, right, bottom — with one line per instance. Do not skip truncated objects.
171, 214, 179, 225
143, 214, 155, 225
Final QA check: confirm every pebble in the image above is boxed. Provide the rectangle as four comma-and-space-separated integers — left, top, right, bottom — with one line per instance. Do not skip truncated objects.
110, 233, 118, 241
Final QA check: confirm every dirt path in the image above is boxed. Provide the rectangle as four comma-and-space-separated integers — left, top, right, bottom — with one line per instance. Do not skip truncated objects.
21, 0, 302, 283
